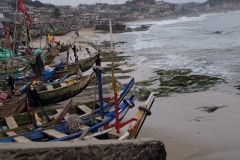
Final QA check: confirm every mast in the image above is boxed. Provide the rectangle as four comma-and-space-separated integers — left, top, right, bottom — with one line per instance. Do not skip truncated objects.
12, 0, 18, 57
109, 19, 120, 133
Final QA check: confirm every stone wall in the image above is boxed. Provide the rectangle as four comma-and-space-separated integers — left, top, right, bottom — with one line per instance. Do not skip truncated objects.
0, 138, 166, 160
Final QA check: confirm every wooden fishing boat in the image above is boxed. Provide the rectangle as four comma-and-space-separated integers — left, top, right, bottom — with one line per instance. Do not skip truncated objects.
0, 78, 135, 142
42, 45, 61, 65
82, 92, 156, 141
52, 53, 99, 79
0, 94, 27, 118
0, 59, 33, 76
11, 61, 63, 82
0, 91, 135, 142
0, 99, 73, 137
45, 30, 69, 36
36, 72, 95, 106
59, 44, 71, 53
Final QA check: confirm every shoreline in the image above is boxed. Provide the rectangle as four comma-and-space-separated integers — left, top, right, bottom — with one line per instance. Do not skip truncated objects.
78, 29, 240, 160
32, 21, 240, 160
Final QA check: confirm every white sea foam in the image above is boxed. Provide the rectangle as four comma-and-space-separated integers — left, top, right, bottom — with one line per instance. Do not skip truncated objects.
118, 11, 240, 83
126, 14, 208, 29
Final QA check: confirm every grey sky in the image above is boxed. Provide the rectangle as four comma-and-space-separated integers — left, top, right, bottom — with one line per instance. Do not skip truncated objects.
38, 0, 207, 6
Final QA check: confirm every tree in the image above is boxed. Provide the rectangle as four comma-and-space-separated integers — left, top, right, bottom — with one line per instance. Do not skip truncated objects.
52, 8, 61, 19
33, 1, 45, 8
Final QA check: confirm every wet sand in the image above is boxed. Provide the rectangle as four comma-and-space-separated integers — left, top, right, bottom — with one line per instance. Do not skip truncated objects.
135, 91, 240, 160
33, 29, 240, 160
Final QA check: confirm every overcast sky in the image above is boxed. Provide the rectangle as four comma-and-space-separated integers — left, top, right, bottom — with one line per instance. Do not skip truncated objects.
38, 0, 207, 6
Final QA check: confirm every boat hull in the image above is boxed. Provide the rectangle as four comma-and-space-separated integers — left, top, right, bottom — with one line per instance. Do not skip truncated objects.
0, 94, 27, 118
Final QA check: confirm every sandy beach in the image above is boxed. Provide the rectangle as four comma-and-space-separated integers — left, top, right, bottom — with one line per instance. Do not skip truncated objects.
32, 28, 240, 160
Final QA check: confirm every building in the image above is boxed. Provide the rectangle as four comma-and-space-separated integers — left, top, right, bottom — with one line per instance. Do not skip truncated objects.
0, 2, 12, 13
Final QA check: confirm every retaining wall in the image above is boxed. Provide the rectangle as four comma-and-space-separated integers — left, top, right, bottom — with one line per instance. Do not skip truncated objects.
0, 138, 166, 160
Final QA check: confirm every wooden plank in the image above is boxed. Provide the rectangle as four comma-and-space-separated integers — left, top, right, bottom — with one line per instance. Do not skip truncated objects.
34, 113, 40, 120
56, 109, 70, 120
84, 137, 99, 140
78, 128, 89, 140
77, 105, 92, 113
13, 136, 32, 142
60, 82, 67, 87
107, 130, 124, 139
46, 85, 54, 90
43, 129, 67, 139
95, 116, 107, 121
5, 131, 17, 136
80, 125, 89, 130
5, 116, 18, 129
53, 99, 72, 123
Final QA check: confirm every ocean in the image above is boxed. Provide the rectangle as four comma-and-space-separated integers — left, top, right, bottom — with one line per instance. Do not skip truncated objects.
115, 11, 240, 89
113, 11, 240, 159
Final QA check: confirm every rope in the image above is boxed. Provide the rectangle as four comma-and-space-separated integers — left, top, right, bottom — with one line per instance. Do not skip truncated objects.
66, 114, 84, 134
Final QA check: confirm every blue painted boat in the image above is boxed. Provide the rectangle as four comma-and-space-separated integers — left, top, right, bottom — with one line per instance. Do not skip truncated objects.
0, 75, 134, 140
84, 92, 156, 141
0, 95, 136, 142
12, 61, 63, 82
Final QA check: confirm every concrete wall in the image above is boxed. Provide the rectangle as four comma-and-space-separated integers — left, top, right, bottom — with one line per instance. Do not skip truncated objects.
0, 138, 166, 160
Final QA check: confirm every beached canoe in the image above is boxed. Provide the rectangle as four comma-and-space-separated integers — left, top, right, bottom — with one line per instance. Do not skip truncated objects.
0, 99, 73, 137
0, 94, 27, 118
45, 30, 69, 36
0, 77, 134, 138
36, 72, 95, 106
59, 44, 71, 53
42, 45, 61, 65
52, 53, 98, 79
0, 84, 135, 142
10, 61, 63, 82
83, 92, 156, 141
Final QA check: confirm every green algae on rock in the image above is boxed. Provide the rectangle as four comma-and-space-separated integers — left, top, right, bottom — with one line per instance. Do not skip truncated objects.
103, 66, 135, 74
133, 69, 224, 99
101, 55, 131, 62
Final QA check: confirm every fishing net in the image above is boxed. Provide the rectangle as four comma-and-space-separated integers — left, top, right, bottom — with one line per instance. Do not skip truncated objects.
66, 114, 85, 134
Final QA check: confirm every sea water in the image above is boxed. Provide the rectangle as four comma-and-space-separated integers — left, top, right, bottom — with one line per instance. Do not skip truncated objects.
115, 11, 240, 89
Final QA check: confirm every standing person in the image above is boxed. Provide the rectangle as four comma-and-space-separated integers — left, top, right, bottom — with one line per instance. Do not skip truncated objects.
7, 75, 15, 95
66, 49, 69, 67
71, 44, 78, 62
79, 42, 81, 51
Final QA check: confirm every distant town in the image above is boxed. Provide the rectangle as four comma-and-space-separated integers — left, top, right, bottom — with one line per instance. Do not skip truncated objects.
0, 0, 240, 35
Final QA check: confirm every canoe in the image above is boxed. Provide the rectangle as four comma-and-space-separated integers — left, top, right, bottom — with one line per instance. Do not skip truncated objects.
42, 45, 61, 65
11, 61, 63, 82
0, 78, 135, 142
52, 53, 98, 79
37, 72, 95, 106
59, 44, 71, 53
0, 94, 27, 118
83, 92, 156, 140
0, 94, 135, 142
0, 59, 33, 76
0, 99, 73, 136
45, 30, 69, 36
0, 47, 43, 60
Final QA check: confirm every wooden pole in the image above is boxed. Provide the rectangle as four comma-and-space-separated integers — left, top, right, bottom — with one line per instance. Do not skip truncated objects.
109, 19, 120, 133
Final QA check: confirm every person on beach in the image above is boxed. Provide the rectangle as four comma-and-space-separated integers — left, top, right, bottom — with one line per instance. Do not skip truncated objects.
86, 47, 90, 54
26, 45, 32, 53
79, 42, 82, 51
71, 44, 78, 62
7, 75, 15, 95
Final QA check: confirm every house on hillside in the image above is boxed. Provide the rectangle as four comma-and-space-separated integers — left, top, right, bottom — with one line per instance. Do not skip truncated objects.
0, 2, 12, 13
